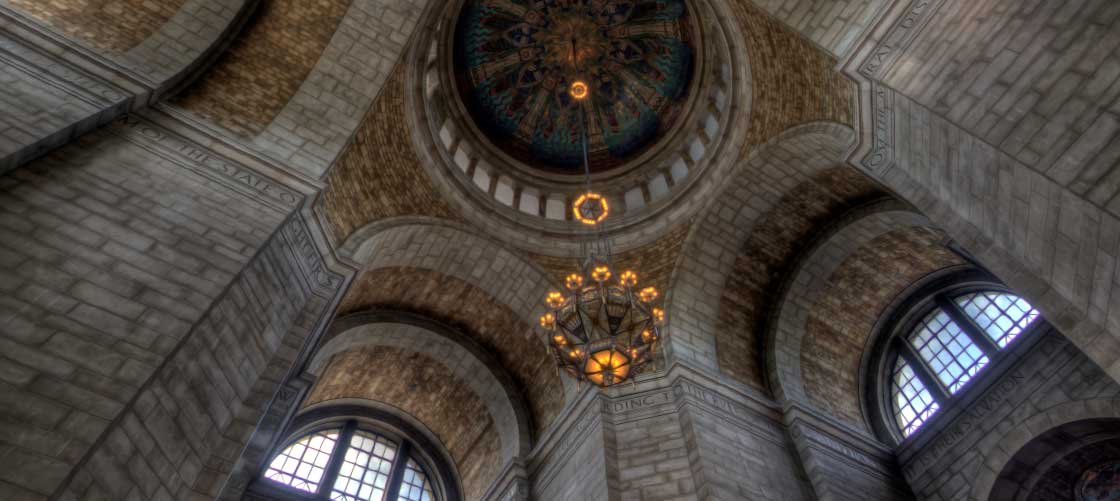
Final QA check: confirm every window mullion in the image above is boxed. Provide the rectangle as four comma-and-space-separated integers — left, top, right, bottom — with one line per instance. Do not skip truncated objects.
897, 339, 949, 404
317, 420, 357, 500
937, 295, 1000, 356
386, 441, 413, 501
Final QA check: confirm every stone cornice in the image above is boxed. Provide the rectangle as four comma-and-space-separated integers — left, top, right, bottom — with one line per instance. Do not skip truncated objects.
0, 4, 156, 95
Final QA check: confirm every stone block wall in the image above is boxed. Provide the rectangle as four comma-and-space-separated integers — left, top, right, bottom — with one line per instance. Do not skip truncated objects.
851, 0, 1120, 383
0, 0, 252, 175
879, 0, 1120, 198
0, 112, 340, 499
750, 0, 889, 59
171, 0, 354, 138
5, 0, 187, 53
861, 81, 1120, 382
528, 370, 823, 501
675, 381, 812, 500
61, 214, 341, 499
250, 0, 429, 178
0, 22, 135, 175
786, 407, 913, 501
530, 392, 615, 501
898, 329, 1120, 500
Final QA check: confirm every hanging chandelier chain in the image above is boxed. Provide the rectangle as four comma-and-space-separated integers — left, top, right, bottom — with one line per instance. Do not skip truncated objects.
538, 72, 665, 388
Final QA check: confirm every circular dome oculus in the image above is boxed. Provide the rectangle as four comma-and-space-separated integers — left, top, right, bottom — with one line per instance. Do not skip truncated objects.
453, 0, 697, 174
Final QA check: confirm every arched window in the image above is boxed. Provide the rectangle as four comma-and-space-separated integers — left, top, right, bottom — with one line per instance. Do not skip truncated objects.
873, 276, 1045, 441
258, 419, 444, 501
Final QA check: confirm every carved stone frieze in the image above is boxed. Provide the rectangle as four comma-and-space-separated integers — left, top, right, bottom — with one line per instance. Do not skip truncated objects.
0, 32, 131, 106
862, 82, 895, 174
114, 114, 303, 210
857, 0, 943, 80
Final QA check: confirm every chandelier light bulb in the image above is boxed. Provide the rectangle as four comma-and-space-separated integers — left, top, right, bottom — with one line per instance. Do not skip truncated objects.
546, 291, 564, 308
619, 270, 638, 287
573, 192, 609, 225
565, 273, 584, 290
569, 80, 589, 100
639, 287, 658, 303
591, 265, 611, 282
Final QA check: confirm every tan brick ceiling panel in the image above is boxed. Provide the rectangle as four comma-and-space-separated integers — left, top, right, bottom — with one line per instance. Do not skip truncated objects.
800, 226, 963, 429
10, 0, 186, 52
731, 0, 856, 154
306, 346, 502, 501
717, 167, 884, 391
336, 267, 563, 436
316, 65, 459, 244
173, 0, 353, 137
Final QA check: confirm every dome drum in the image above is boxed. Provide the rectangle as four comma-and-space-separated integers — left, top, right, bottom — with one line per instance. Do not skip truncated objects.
407, 0, 749, 252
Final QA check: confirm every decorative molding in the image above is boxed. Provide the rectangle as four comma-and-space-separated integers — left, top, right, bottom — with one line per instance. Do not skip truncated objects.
857, 0, 943, 80
0, 33, 131, 106
861, 82, 895, 173
279, 217, 345, 296
602, 388, 674, 417
799, 427, 879, 469
113, 114, 303, 210
0, 4, 156, 91
480, 459, 531, 501
219, 371, 309, 499
502, 480, 530, 501
904, 368, 1027, 478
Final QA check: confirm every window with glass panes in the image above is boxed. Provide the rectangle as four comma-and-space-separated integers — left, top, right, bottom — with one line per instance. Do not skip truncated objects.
262, 420, 441, 501
888, 289, 1041, 438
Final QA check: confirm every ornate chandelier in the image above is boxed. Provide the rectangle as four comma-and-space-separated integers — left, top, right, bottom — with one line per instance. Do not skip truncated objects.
538, 81, 664, 388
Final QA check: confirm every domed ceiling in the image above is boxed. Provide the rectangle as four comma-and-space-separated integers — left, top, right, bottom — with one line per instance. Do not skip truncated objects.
453, 0, 697, 174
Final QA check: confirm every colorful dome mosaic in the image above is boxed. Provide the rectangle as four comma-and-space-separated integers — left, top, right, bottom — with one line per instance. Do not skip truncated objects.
1078, 461, 1120, 501
453, 0, 697, 173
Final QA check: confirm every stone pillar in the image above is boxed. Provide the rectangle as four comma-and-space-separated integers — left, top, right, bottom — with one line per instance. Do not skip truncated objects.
784, 406, 912, 501
526, 366, 826, 501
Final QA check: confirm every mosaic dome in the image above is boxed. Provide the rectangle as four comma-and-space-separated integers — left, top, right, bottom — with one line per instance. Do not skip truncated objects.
453, 0, 697, 174
1078, 461, 1120, 501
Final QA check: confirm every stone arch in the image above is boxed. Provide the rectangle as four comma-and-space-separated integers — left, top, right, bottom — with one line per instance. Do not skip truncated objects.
170, 0, 437, 179
308, 311, 533, 462
0, 0, 253, 172
665, 122, 856, 372
765, 204, 944, 408
969, 398, 1120, 501
714, 164, 886, 393
4, 0, 249, 89
293, 398, 465, 501
337, 220, 573, 435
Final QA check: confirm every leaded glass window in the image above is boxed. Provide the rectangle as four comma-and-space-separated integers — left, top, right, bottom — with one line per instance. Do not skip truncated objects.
331, 431, 398, 501
886, 287, 1043, 440
259, 421, 444, 501
264, 429, 340, 493
891, 356, 939, 437
954, 292, 1039, 348
397, 458, 436, 501
908, 310, 989, 394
